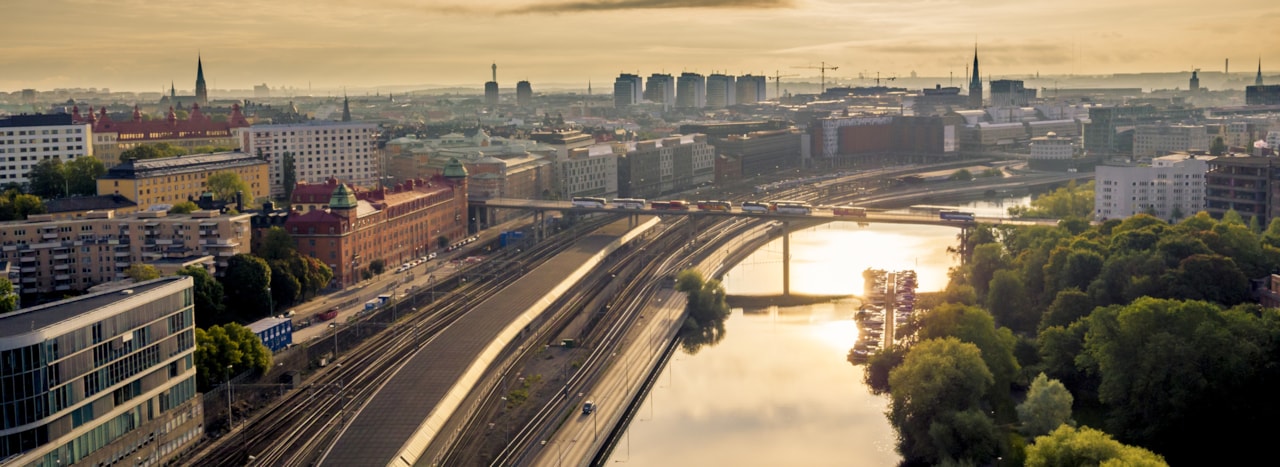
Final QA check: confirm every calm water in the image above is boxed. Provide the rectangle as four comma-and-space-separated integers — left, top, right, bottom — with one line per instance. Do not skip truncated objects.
607, 198, 1026, 466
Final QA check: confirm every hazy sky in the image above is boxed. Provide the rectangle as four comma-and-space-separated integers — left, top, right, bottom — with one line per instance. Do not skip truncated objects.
4, 0, 1278, 92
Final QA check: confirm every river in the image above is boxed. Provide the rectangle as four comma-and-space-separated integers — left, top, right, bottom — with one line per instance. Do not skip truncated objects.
606, 198, 1027, 466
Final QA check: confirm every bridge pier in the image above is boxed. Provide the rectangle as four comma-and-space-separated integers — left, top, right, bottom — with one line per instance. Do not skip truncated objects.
782, 221, 790, 296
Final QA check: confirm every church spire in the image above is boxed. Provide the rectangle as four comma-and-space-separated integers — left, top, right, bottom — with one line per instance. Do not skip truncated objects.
1258, 58, 1265, 86
969, 44, 983, 109
195, 54, 208, 105
342, 94, 352, 122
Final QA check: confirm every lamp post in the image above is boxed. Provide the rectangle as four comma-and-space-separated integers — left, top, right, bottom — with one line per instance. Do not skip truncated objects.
267, 286, 273, 317
329, 322, 339, 360
225, 365, 234, 431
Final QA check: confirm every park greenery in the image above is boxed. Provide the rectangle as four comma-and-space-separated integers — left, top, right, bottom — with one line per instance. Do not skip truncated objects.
206, 171, 252, 202
0, 278, 17, 313
253, 227, 334, 309
858, 208, 1280, 465
194, 323, 272, 391
26, 156, 107, 199
0, 189, 46, 221
674, 269, 731, 354
118, 143, 237, 162
1007, 180, 1095, 219
123, 263, 160, 282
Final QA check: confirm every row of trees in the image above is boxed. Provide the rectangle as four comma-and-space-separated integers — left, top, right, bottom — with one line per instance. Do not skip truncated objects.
863, 208, 1280, 465
27, 156, 107, 199
118, 142, 237, 162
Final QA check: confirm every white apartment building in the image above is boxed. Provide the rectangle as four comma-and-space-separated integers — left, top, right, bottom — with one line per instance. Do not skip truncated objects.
237, 122, 379, 198
1095, 153, 1211, 221
1029, 133, 1074, 159
0, 114, 92, 184
561, 143, 619, 199
1133, 124, 1210, 158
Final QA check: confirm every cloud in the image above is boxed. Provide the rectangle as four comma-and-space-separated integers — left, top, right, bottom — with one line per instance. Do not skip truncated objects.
501, 0, 794, 14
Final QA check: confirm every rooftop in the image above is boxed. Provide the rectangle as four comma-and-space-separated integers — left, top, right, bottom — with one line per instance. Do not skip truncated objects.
44, 195, 138, 213
0, 276, 189, 338
101, 151, 266, 180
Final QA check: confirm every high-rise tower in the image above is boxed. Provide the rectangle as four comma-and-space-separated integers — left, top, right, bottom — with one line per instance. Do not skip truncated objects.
195, 55, 208, 105
484, 62, 499, 109
968, 46, 982, 109
1190, 69, 1200, 92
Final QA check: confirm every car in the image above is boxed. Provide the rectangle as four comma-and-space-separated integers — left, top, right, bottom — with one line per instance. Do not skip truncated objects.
420, 256, 428, 262
428, 252, 438, 260
582, 401, 596, 415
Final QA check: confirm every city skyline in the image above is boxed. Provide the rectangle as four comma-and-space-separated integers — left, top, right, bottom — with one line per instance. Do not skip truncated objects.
3, 0, 1277, 92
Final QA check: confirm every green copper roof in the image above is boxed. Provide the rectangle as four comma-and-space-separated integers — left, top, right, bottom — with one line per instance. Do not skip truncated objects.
329, 183, 357, 209
443, 157, 468, 179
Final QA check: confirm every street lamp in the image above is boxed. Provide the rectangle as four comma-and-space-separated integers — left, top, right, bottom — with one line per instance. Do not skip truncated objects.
329, 322, 339, 360
225, 365, 234, 431
267, 286, 273, 317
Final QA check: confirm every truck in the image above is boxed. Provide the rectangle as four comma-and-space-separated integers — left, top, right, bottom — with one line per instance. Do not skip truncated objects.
364, 299, 379, 311
377, 293, 393, 305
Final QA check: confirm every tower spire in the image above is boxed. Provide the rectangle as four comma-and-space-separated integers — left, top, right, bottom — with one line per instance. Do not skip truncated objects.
195, 54, 208, 105
492, 62, 497, 83
1258, 58, 1265, 86
969, 44, 983, 109
342, 92, 352, 122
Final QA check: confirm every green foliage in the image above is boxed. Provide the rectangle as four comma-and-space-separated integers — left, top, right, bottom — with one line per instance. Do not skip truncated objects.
169, 201, 199, 214
949, 169, 974, 181
0, 278, 17, 313
0, 189, 46, 221
1209, 136, 1227, 156
1017, 373, 1075, 437
282, 151, 297, 201
221, 254, 272, 321
859, 345, 905, 395
269, 261, 301, 310
673, 269, 731, 354
123, 263, 160, 282
65, 156, 106, 196
206, 171, 252, 201
1008, 181, 1095, 219
27, 158, 67, 199
888, 337, 994, 465
1038, 288, 1092, 332
437, 235, 450, 250
987, 269, 1034, 334
194, 323, 273, 391
178, 266, 226, 328
918, 304, 1020, 417
258, 226, 296, 261
369, 259, 386, 276
119, 142, 187, 161
1025, 425, 1168, 467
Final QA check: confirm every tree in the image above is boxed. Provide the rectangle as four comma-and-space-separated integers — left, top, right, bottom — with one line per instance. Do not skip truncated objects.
258, 227, 296, 261
169, 201, 199, 214
0, 277, 17, 313
918, 304, 1020, 417
119, 142, 186, 161
369, 258, 386, 276
1038, 288, 1093, 332
206, 171, 251, 202
1162, 254, 1249, 305
124, 263, 160, 282
281, 151, 297, 200
65, 156, 106, 196
986, 269, 1035, 334
221, 254, 272, 321
888, 337, 995, 465
269, 260, 302, 309
178, 266, 226, 328
27, 158, 67, 199
949, 169, 974, 181
1017, 373, 1075, 437
1209, 136, 1227, 156
1007, 181, 1095, 219
674, 269, 731, 354
1025, 425, 1168, 467
194, 323, 273, 391
0, 190, 46, 221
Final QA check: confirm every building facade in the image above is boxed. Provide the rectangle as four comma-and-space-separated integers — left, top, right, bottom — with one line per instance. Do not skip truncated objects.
617, 135, 714, 198
1246, 85, 1280, 106
613, 74, 643, 109
559, 145, 619, 200
284, 172, 467, 287
0, 114, 92, 185
712, 129, 802, 177
705, 74, 737, 109
515, 81, 532, 108
0, 209, 251, 296
236, 121, 380, 198
1204, 155, 1280, 223
643, 74, 675, 110
735, 75, 767, 105
81, 104, 249, 167
1133, 124, 1210, 158
96, 151, 269, 211
1095, 154, 1209, 221
1029, 133, 1074, 160
989, 80, 1035, 107
0, 276, 202, 466
676, 73, 706, 109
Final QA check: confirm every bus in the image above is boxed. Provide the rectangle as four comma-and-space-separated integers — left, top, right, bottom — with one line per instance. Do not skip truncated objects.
939, 210, 976, 221
613, 198, 646, 210
696, 200, 733, 211
770, 201, 813, 215
650, 200, 690, 210
741, 201, 769, 213
571, 197, 607, 208
832, 206, 867, 217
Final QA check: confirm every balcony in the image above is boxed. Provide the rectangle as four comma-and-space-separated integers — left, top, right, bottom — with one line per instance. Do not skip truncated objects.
22, 277, 36, 284
42, 233, 58, 240
55, 285, 71, 291
21, 267, 36, 273
54, 264, 69, 271
156, 239, 174, 245
19, 256, 35, 263
115, 251, 130, 257
53, 254, 69, 260
54, 274, 70, 281
115, 262, 129, 268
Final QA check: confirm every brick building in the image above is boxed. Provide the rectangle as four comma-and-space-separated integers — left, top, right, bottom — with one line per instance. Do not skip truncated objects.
77, 103, 249, 166
283, 162, 467, 287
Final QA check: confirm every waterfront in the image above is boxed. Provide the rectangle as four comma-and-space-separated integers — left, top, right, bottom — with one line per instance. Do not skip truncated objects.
607, 198, 1027, 466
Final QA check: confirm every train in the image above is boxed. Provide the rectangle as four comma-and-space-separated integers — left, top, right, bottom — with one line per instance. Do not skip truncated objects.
832, 206, 867, 217
696, 200, 733, 211
939, 210, 976, 221
650, 200, 690, 210
571, 197, 607, 208
741, 201, 769, 213
613, 198, 646, 210
770, 201, 813, 215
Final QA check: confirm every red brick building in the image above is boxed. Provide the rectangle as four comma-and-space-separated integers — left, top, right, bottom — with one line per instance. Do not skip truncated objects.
283, 160, 468, 286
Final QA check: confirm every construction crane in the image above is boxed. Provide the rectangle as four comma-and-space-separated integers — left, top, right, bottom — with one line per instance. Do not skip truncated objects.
792, 62, 839, 93
769, 70, 799, 100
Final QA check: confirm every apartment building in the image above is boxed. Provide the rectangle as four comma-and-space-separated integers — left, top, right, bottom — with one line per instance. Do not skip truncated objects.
1095, 153, 1210, 221
617, 134, 715, 198
0, 276, 203, 466
236, 122, 380, 198
0, 114, 92, 184
96, 151, 269, 211
0, 210, 251, 295
1133, 124, 1211, 158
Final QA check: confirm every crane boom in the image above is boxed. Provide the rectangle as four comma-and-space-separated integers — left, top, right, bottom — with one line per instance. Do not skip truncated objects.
792, 61, 840, 93
769, 70, 800, 100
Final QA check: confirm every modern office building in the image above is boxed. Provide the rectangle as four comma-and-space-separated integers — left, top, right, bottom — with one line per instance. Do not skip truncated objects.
617, 134, 715, 198
712, 129, 803, 177
284, 170, 468, 287
515, 81, 532, 108
613, 74, 643, 108
735, 75, 767, 105
1095, 153, 1209, 221
643, 74, 675, 110
236, 121, 380, 198
559, 144, 619, 200
96, 151, 270, 211
1084, 106, 1161, 155
485, 63, 499, 109
1029, 133, 1074, 160
1246, 85, 1280, 106
676, 73, 706, 109
1204, 155, 1280, 223
989, 80, 1035, 107
0, 276, 203, 466
705, 74, 737, 109
0, 209, 252, 295
1133, 124, 1211, 157
0, 114, 92, 185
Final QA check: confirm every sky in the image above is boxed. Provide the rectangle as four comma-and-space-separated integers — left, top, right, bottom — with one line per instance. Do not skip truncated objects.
3, 0, 1278, 92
